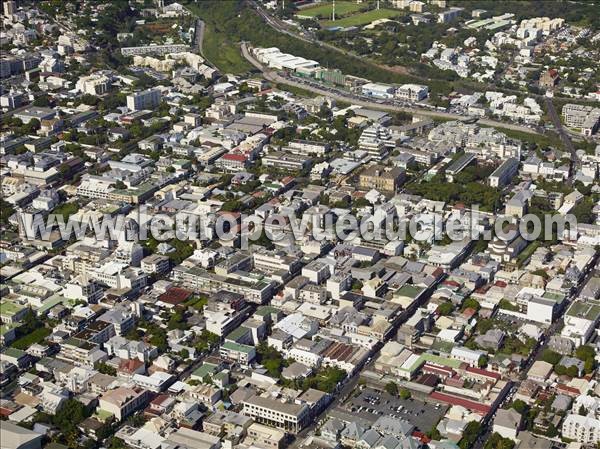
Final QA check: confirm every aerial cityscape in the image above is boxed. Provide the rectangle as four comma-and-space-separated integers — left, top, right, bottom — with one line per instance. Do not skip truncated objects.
0, 1, 600, 449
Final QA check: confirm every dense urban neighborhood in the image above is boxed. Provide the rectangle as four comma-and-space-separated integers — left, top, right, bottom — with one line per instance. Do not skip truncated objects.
1, 1, 600, 449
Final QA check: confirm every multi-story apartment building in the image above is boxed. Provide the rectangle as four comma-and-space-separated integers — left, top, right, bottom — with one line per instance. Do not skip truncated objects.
395, 84, 429, 102
121, 44, 189, 56
140, 254, 170, 276
98, 387, 151, 421
253, 250, 302, 275
562, 414, 600, 444
172, 265, 276, 304
283, 140, 331, 156
219, 341, 256, 367
263, 152, 312, 171
358, 124, 395, 160
489, 157, 519, 187
126, 88, 161, 111
75, 73, 111, 95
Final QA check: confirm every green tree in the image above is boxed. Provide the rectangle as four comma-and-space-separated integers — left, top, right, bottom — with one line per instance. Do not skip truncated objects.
484, 433, 515, 449
461, 297, 481, 312
575, 345, 595, 361
33, 95, 50, 107
459, 421, 482, 449
384, 382, 398, 396
478, 355, 488, 368
511, 399, 528, 415
541, 349, 562, 366
566, 365, 580, 378
437, 301, 454, 316
96, 362, 117, 376
399, 388, 411, 400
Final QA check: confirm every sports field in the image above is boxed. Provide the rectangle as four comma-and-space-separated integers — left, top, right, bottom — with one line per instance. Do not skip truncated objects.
320, 8, 401, 27
297, 1, 363, 19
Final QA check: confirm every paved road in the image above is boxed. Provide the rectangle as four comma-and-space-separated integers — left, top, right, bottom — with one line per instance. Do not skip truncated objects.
545, 97, 578, 170
248, 2, 600, 106
241, 42, 546, 136
472, 254, 598, 449
194, 18, 206, 59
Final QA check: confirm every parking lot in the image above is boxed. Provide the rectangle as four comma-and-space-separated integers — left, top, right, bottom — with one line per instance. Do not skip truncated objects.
339, 387, 448, 432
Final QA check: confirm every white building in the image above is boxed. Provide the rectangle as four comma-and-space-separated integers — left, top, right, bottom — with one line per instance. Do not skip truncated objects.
76, 73, 111, 96
489, 157, 519, 188
126, 88, 161, 111
395, 84, 429, 102
562, 104, 600, 136
562, 414, 600, 444
132, 372, 174, 393
450, 346, 484, 366
361, 83, 396, 99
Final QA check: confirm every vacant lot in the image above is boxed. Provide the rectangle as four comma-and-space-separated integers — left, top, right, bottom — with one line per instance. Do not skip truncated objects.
321, 8, 401, 27
297, 1, 363, 19
11, 327, 51, 350
186, 3, 253, 74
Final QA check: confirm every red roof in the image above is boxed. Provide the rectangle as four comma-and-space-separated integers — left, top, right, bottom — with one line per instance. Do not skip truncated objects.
216, 211, 241, 219
465, 366, 501, 380
119, 358, 144, 373
223, 153, 247, 162
423, 363, 454, 376
443, 280, 460, 288
557, 384, 580, 397
429, 391, 491, 415
462, 307, 477, 318
412, 431, 430, 444
159, 287, 192, 305
432, 267, 445, 279
494, 280, 507, 288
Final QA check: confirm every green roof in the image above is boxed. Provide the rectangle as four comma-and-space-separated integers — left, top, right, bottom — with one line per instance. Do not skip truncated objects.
95, 409, 114, 421
225, 326, 250, 341
37, 295, 66, 313
2, 347, 26, 358
255, 306, 278, 316
113, 181, 156, 197
0, 323, 18, 336
221, 341, 254, 354
397, 285, 424, 299
214, 371, 228, 381
0, 300, 25, 317
400, 352, 462, 374
191, 362, 218, 379
566, 300, 600, 321
542, 291, 565, 302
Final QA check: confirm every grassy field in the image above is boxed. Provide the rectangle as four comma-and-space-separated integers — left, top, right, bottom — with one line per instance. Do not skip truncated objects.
275, 83, 319, 98
479, 124, 563, 149
187, 4, 253, 74
11, 327, 51, 350
297, 1, 363, 19
321, 8, 401, 27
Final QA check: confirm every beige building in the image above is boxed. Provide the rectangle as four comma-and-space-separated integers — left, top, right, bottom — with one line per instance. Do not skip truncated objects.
359, 165, 405, 192
242, 395, 310, 434
245, 423, 286, 449
98, 387, 150, 421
